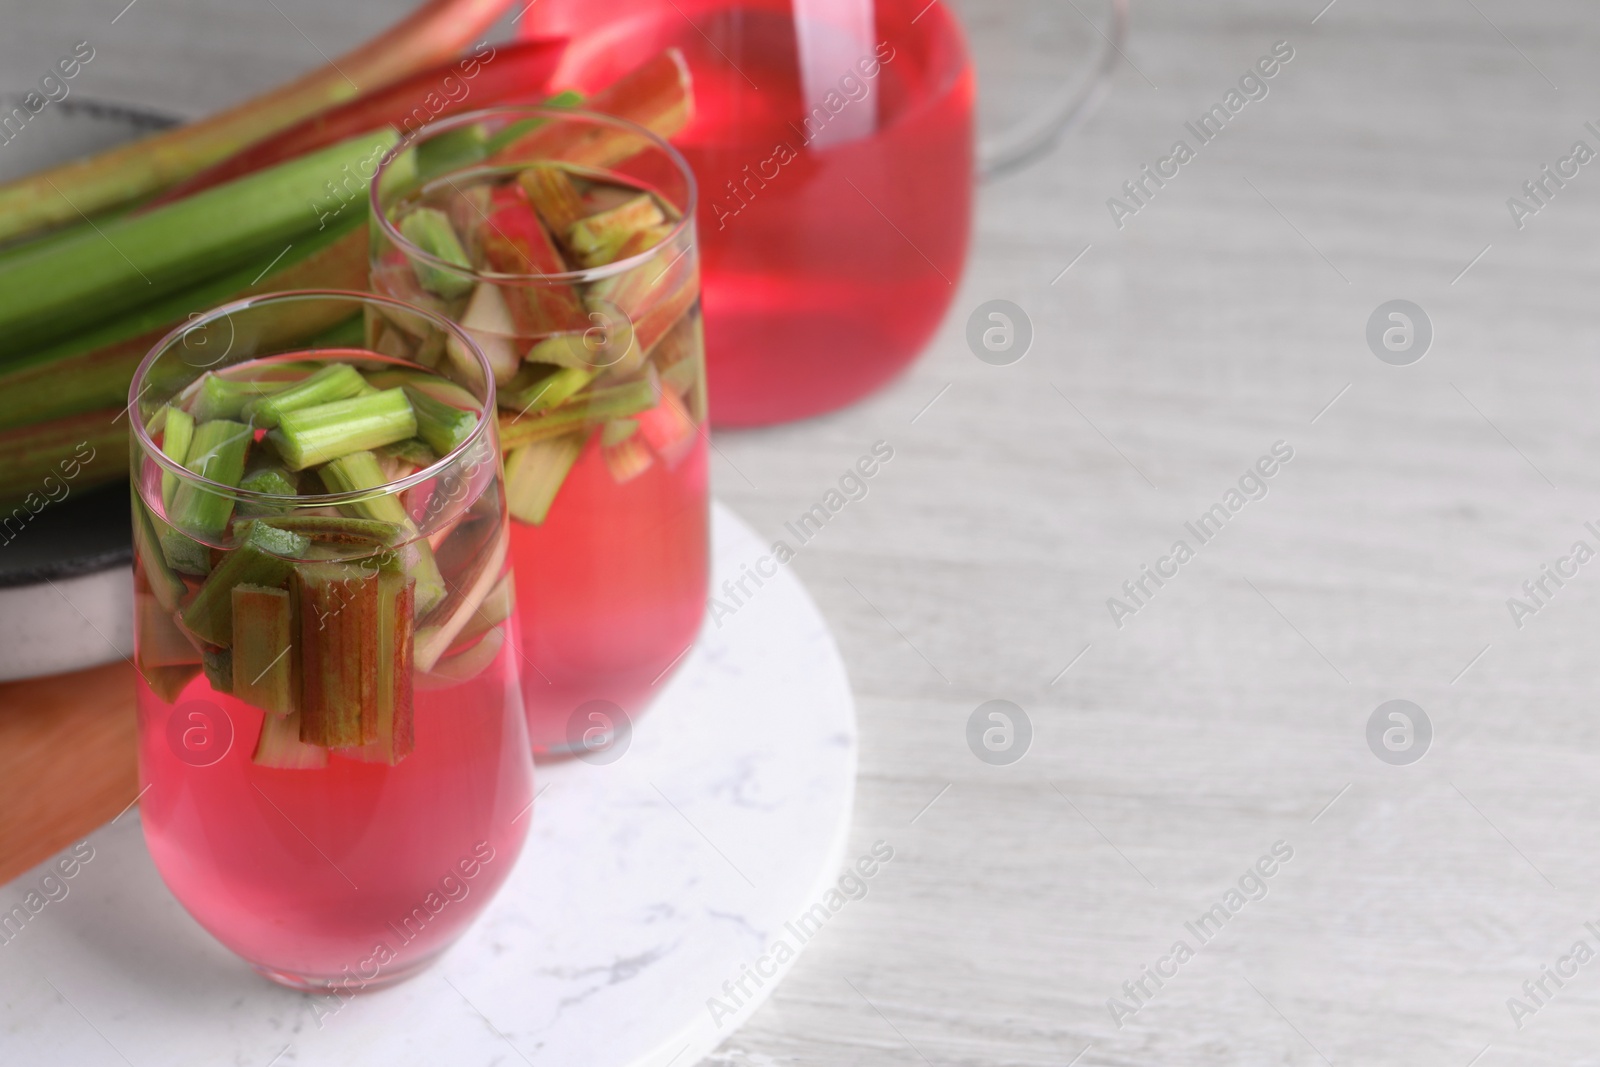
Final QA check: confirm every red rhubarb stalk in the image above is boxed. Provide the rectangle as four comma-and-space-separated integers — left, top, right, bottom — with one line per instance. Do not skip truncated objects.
0, 0, 522, 244
149, 39, 568, 208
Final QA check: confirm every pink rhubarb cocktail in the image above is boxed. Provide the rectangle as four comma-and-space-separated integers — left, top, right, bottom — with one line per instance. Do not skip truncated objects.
130, 292, 532, 990
371, 106, 709, 758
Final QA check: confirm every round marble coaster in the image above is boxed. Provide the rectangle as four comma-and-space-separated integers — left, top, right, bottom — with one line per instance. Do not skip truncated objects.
0, 503, 858, 1067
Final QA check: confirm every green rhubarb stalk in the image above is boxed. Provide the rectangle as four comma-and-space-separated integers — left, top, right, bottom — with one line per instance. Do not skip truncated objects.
242, 364, 366, 429
481, 90, 585, 155
399, 208, 475, 298
319, 451, 409, 525
201, 647, 235, 694
236, 467, 300, 517
232, 584, 297, 716
364, 368, 481, 409
0, 216, 365, 431
0, 0, 518, 245
654, 311, 704, 397
144, 665, 201, 703
498, 371, 660, 452
318, 450, 446, 616
259, 514, 403, 549
416, 125, 490, 179
504, 435, 584, 525
296, 561, 378, 748
566, 193, 667, 268
403, 385, 478, 456
269, 388, 417, 471
133, 498, 187, 613
180, 520, 311, 646
519, 163, 588, 236
241, 468, 298, 496
500, 364, 596, 416
0, 132, 400, 360
192, 374, 292, 422
375, 438, 438, 473
161, 419, 252, 574
158, 407, 195, 510
135, 592, 202, 672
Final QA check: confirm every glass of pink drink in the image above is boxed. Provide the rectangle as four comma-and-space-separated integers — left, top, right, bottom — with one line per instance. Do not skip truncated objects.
370, 108, 708, 759
130, 290, 531, 991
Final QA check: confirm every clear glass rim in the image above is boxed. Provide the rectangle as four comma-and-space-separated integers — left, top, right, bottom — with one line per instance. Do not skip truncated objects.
369, 106, 699, 286
130, 288, 497, 508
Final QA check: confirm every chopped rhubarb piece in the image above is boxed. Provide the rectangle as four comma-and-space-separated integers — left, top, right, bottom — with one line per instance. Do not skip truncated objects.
181, 520, 310, 647
319, 451, 409, 525
584, 236, 696, 357
525, 300, 637, 372
453, 572, 514, 649
493, 49, 692, 169
499, 369, 660, 452
252, 711, 328, 770
636, 389, 697, 468
403, 386, 478, 457
415, 522, 507, 671
191, 374, 292, 421
447, 283, 521, 385
347, 568, 416, 764
264, 515, 405, 555
567, 194, 667, 269
399, 207, 475, 298
418, 627, 503, 689
600, 418, 637, 447
269, 388, 417, 470
159, 406, 194, 509
144, 665, 200, 703
501, 363, 597, 417
602, 431, 654, 484
135, 591, 202, 671
518, 163, 587, 236
374, 437, 438, 480
504, 434, 584, 525
652, 311, 703, 397
162, 419, 252, 574
201, 647, 234, 694
365, 368, 480, 409
610, 222, 675, 264
297, 561, 378, 748
134, 498, 187, 613
479, 185, 590, 334
242, 363, 366, 429
236, 467, 300, 518
231, 584, 297, 716
315, 449, 446, 617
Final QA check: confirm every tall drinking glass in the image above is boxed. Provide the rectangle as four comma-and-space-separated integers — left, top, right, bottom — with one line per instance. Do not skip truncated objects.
130, 290, 531, 990
369, 108, 709, 759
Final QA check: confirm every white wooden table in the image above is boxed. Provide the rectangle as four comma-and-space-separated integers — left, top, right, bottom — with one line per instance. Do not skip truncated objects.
10, 1, 1600, 1063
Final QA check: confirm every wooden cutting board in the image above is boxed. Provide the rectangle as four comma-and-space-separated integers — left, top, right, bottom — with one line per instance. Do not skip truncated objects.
0, 662, 139, 885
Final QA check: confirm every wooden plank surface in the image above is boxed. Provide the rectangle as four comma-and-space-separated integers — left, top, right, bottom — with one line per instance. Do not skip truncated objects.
0, 663, 138, 885
9, 1, 1600, 1065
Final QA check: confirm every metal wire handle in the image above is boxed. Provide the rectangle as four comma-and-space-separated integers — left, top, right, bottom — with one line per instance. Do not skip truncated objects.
977, 0, 1129, 181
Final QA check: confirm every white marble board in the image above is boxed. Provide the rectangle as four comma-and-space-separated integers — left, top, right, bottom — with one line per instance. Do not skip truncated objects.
0, 503, 858, 1067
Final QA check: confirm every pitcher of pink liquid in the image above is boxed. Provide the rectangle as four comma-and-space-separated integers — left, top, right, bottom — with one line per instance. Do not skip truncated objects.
518, 0, 1127, 426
